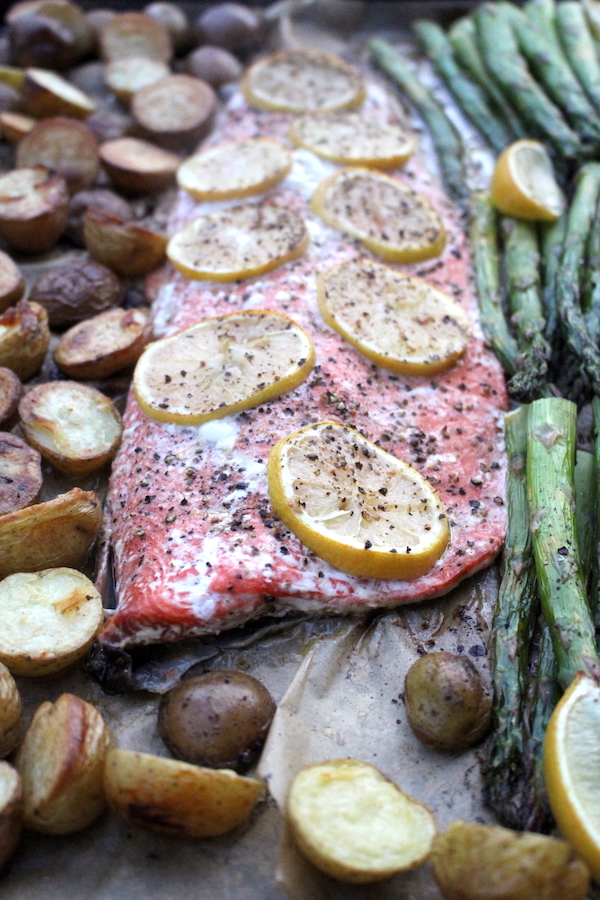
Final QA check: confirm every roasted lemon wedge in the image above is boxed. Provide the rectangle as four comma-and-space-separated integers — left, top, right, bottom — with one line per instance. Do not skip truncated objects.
167, 204, 309, 282
241, 50, 365, 113
177, 138, 292, 201
133, 310, 315, 425
288, 111, 416, 169
490, 139, 565, 221
267, 421, 449, 580
318, 258, 471, 375
311, 168, 446, 263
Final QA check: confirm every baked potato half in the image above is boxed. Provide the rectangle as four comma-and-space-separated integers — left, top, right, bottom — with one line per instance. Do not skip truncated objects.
0, 761, 23, 870
0, 663, 22, 758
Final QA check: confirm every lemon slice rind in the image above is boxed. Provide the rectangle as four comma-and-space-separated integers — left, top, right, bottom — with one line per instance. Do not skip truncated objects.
288, 112, 416, 169
167, 204, 309, 282
241, 50, 365, 114
490, 139, 565, 222
133, 310, 316, 425
311, 168, 446, 264
177, 138, 292, 202
267, 421, 450, 580
318, 258, 471, 376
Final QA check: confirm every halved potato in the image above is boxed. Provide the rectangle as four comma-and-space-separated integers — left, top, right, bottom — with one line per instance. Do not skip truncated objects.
55, 306, 152, 379
0, 487, 102, 580
104, 55, 170, 105
19, 381, 122, 476
0, 300, 50, 381
0, 250, 25, 313
22, 67, 96, 119
16, 116, 100, 194
0, 569, 104, 677
0, 367, 22, 428
100, 11, 173, 62
0, 663, 22, 758
15, 693, 111, 832
0, 112, 36, 144
29, 257, 124, 329
84, 207, 166, 277
104, 748, 265, 838
0, 431, 43, 515
99, 136, 180, 194
66, 187, 134, 247
131, 74, 216, 150
287, 759, 437, 883
0, 167, 69, 254
0, 762, 23, 870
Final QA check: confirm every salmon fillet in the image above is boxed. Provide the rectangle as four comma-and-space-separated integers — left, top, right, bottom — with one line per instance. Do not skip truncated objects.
99, 79, 508, 648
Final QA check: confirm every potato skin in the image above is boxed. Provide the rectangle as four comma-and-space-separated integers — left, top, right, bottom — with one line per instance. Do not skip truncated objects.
0, 431, 43, 515
29, 258, 124, 329
158, 671, 276, 770
404, 652, 491, 752
431, 821, 590, 900
0, 761, 23, 870
0, 299, 50, 381
0, 663, 22, 757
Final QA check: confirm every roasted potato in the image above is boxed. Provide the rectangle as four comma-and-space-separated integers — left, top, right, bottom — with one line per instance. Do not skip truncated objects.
0, 300, 50, 381
144, 2, 191, 54
19, 380, 122, 476
15, 693, 112, 833
0, 167, 69, 255
55, 306, 152, 379
0, 487, 102, 580
66, 188, 134, 247
194, 3, 264, 52
0, 431, 43, 515
431, 821, 590, 900
100, 11, 173, 62
131, 74, 216, 151
185, 45, 242, 88
0, 663, 22, 758
16, 116, 100, 194
104, 748, 265, 837
22, 67, 96, 119
84, 208, 167, 277
158, 671, 276, 770
0, 568, 105, 676
0, 111, 36, 144
104, 55, 170, 105
0, 761, 23, 870
0, 367, 22, 428
29, 258, 124, 329
9, 13, 77, 70
404, 652, 492, 752
287, 759, 437, 883
0, 250, 25, 313
99, 137, 180, 194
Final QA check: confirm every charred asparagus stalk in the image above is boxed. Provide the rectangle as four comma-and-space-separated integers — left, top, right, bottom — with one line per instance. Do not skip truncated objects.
411, 19, 513, 154
448, 16, 526, 141
468, 193, 519, 376
368, 38, 467, 203
525, 620, 557, 833
590, 396, 600, 631
526, 397, 600, 689
540, 214, 567, 346
555, 1, 600, 117
582, 205, 600, 343
502, 217, 550, 401
475, 3, 581, 159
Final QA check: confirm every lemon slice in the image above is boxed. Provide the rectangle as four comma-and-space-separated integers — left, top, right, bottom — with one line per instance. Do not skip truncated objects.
288, 111, 416, 169
240, 50, 365, 114
311, 168, 446, 263
490, 139, 565, 221
318, 258, 471, 375
167, 204, 309, 282
267, 421, 449, 580
133, 310, 316, 425
544, 672, 600, 882
177, 138, 292, 201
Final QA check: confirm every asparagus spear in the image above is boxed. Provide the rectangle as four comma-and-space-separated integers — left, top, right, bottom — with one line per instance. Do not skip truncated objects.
368, 38, 467, 204
448, 16, 526, 141
485, 406, 541, 830
468, 193, 519, 376
540, 214, 567, 346
475, 3, 581, 159
590, 396, 600, 632
556, 163, 600, 394
526, 397, 600, 689
502, 217, 550, 401
499, 1, 600, 146
555, 1, 600, 117
525, 620, 558, 833
582, 206, 600, 343
411, 19, 513, 154
524, 0, 560, 43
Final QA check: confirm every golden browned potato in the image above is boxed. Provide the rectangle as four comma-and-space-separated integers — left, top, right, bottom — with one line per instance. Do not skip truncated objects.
104, 748, 265, 838
0, 167, 69, 255
144, 2, 190, 54
185, 45, 242, 88
66, 188, 133, 247
0, 663, 22, 758
16, 116, 100, 194
19, 380, 122, 476
0, 568, 104, 676
0, 250, 25, 313
404, 652, 492, 752
100, 11, 173, 62
158, 671, 276, 770
22, 67, 96, 119
431, 821, 590, 900
84, 208, 167, 277
54, 306, 152, 379
0, 111, 36, 144
15, 693, 112, 833
0, 367, 22, 428
0, 487, 102, 580
287, 759, 437, 883
131, 74, 216, 151
0, 761, 23, 870
0, 300, 50, 381
100, 137, 180, 194
0, 431, 43, 515
104, 55, 170, 105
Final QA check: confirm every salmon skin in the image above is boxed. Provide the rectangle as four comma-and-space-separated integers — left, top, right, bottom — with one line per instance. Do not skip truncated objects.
99, 79, 508, 648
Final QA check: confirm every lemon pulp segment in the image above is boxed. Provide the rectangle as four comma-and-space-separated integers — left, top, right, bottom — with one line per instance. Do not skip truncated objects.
490, 139, 565, 221
167, 204, 309, 281
177, 138, 292, 201
288, 111, 416, 169
133, 310, 316, 425
240, 50, 365, 114
318, 258, 471, 375
311, 168, 446, 263
267, 421, 450, 580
